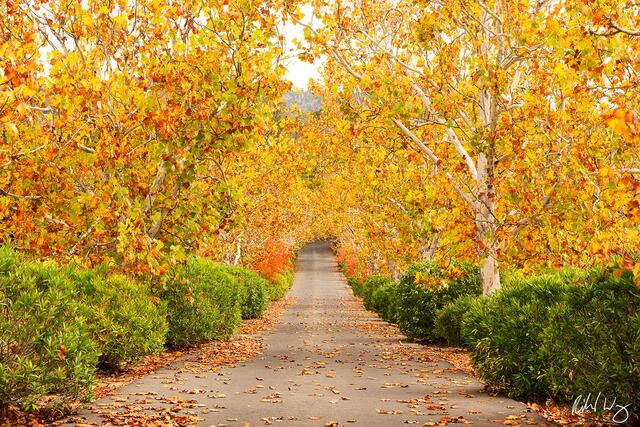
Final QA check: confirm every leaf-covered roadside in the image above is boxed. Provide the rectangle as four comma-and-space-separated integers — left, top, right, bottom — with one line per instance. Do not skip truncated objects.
0, 296, 293, 427
344, 258, 639, 426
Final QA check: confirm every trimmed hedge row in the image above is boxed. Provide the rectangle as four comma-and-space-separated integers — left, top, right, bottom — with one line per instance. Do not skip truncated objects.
395, 260, 481, 342
66, 267, 168, 371
361, 275, 394, 311
345, 258, 639, 420
462, 268, 640, 414
0, 251, 168, 410
345, 260, 481, 343
227, 266, 269, 319
157, 257, 243, 348
0, 252, 99, 411
433, 295, 476, 347
266, 270, 294, 301
1, 246, 292, 411
370, 281, 399, 323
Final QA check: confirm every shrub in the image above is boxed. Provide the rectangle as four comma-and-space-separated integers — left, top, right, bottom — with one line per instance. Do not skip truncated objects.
361, 275, 393, 311
539, 269, 640, 411
252, 239, 293, 283
158, 257, 242, 348
347, 277, 363, 297
64, 268, 168, 370
462, 268, 586, 400
0, 258, 98, 411
396, 260, 481, 342
0, 245, 17, 275
370, 281, 398, 323
434, 295, 477, 347
462, 267, 640, 417
226, 266, 269, 319
266, 270, 293, 301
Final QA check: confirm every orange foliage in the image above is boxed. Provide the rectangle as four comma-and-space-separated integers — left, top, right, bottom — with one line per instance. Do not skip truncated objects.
251, 239, 293, 281
336, 246, 366, 282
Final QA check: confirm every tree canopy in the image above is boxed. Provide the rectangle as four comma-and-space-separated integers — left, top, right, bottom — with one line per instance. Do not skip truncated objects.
1, 0, 639, 292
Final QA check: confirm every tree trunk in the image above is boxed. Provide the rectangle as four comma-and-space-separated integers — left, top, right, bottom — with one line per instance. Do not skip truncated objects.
387, 256, 400, 281
480, 250, 501, 294
476, 152, 501, 294
424, 231, 440, 259
233, 238, 242, 266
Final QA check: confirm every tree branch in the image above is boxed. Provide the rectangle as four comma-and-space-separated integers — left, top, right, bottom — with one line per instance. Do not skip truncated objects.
392, 117, 477, 210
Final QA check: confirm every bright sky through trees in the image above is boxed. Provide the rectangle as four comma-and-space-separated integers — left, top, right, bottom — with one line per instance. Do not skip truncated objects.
283, 5, 321, 89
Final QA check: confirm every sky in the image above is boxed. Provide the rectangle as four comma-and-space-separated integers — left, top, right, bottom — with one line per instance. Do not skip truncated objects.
285, 55, 321, 90
282, 5, 322, 90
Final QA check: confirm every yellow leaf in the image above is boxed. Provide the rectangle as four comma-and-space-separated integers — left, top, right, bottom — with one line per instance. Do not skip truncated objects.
5, 123, 18, 136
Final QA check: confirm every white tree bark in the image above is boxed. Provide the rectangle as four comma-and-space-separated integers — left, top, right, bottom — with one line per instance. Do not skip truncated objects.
476, 153, 501, 294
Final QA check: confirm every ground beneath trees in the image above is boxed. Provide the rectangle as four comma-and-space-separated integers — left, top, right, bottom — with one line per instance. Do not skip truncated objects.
63, 242, 548, 426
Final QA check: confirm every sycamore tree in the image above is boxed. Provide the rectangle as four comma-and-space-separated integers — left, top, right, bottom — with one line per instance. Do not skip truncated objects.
574, 0, 640, 280
1, 0, 305, 273
293, 0, 640, 293
298, 82, 472, 280
2, 0, 638, 286
199, 105, 319, 274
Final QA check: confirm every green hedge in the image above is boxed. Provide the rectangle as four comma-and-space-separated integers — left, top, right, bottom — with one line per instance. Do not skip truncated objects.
64, 268, 168, 370
540, 270, 640, 405
370, 281, 399, 323
0, 247, 279, 411
266, 270, 293, 301
158, 257, 242, 348
226, 266, 269, 319
346, 263, 480, 333
463, 269, 584, 399
360, 275, 393, 311
434, 295, 477, 347
462, 268, 640, 416
395, 260, 481, 342
348, 277, 363, 297
0, 253, 98, 411
346, 274, 398, 323
0, 245, 172, 410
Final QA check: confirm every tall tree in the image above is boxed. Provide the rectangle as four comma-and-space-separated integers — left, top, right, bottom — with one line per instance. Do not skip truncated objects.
1, 0, 302, 273
295, 0, 640, 292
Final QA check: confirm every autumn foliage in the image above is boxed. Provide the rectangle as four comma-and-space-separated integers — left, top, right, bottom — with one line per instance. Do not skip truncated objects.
291, 0, 640, 291
0, 0, 311, 276
251, 239, 294, 282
